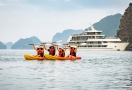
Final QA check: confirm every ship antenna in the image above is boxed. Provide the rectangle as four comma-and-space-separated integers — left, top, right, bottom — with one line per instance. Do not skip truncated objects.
89, 23, 95, 31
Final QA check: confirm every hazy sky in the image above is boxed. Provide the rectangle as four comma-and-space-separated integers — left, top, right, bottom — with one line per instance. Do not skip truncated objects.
0, 0, 131, 43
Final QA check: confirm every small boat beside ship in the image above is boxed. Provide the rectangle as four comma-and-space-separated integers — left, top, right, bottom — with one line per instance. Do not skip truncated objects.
67, 25, 129, 51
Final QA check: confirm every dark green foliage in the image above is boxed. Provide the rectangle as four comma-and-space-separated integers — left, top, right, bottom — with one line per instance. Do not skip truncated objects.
129, 31, 132, 43
130, 20, 132, 24
116, 30, 120, 37
124, 37, 128, 42
125, 12, 128, 15
129, 3, 132, 6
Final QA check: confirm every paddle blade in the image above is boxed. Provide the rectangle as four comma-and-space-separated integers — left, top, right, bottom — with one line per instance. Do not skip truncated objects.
56, 43, 62, 46
41, 42, 46, 44
53, 40, 62, 43
63, 44, 68, 45
24, 44, 33, 45
57, 40, 62, 42
45, 43, 52, 46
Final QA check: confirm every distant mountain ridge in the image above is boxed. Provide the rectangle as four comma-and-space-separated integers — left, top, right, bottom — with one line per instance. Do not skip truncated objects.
6, 42, 13, 49
90, 13, 122, 37
0, 41, 6, 49
52, 29, 83, 44
11, 36, 41, 49
52, 13, 122, 44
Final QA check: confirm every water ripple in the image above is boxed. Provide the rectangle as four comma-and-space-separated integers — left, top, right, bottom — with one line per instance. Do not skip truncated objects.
0, 50, 132, 90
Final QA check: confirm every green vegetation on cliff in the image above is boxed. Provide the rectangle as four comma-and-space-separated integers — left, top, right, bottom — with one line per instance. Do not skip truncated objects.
117, 3, 132, 50
118, 3, 132, 42
129, 31, 132, 43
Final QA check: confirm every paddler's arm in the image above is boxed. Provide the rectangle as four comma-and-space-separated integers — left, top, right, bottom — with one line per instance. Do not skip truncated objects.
51, 43, 56, 49
42, 43, 46, 51
75, 44, 78, 52
43, 44, 48, 51
56, 45, 59, 52
63, 45, 66, 52
67, 44, 71, 50
32, 44, 37, 51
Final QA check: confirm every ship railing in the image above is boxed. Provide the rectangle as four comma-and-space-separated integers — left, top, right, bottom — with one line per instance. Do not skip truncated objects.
104, 37, 120, 39
69, 43, 104, 45
70, 39, 87, 41
72, 34, 104, 36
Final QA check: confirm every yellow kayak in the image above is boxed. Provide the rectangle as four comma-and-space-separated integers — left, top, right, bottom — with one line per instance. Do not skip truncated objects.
44, 54, 58, 60
24, 54, 58, 60
24, 54, 46, 60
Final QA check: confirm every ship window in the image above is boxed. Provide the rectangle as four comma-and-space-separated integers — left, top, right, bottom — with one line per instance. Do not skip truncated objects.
102, 45, 107, 47
98, 42, 101, 44
103, 41, 107, 43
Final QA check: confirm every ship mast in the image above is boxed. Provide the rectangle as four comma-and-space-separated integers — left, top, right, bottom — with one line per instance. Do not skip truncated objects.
89, 23, 95, 31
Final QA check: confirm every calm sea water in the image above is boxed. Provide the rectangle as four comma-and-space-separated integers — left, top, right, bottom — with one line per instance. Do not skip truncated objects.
0, 50, 132, 90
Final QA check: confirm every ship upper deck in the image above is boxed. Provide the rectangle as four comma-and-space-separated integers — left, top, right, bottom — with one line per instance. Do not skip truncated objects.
67, 25, 122, 42
84, 25, 102, 33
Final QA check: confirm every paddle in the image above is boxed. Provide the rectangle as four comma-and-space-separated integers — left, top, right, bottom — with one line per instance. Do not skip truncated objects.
42, 40, 62, 44
25, 40, 63, 46
65, 43, 80, 48
54, 40, 62, 43
24, 44, 33, 45
42, 40, 62, 46
63, 43, 68, 45
24, 43, 45, 45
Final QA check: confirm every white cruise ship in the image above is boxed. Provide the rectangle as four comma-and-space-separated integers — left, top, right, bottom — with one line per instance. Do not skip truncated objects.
67, 25, 129, 51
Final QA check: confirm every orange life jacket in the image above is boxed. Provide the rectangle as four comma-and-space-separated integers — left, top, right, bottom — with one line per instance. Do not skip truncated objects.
70, 49, 76, 57
37, 49, 44, 57
59, 51, 63, 57
49, 49, 55, 56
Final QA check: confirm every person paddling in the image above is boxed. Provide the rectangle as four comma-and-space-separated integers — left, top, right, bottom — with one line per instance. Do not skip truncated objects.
62, 45, 66, 57
66, 44, 78, 58
56, 45, 66, 57
45, 43, 56, 56
32, 43, 46, 58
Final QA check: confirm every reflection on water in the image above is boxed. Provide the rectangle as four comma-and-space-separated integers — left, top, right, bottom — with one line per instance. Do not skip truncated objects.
0, 50, 132, 90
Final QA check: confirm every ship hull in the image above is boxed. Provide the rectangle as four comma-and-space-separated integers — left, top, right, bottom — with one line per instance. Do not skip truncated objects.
75, 43, 129, 51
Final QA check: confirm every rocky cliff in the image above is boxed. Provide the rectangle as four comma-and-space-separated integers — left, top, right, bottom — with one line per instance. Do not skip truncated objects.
118, 3, 132, 50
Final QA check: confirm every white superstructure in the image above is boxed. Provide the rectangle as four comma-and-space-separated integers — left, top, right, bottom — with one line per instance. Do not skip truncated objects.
67, 25, 129, 51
